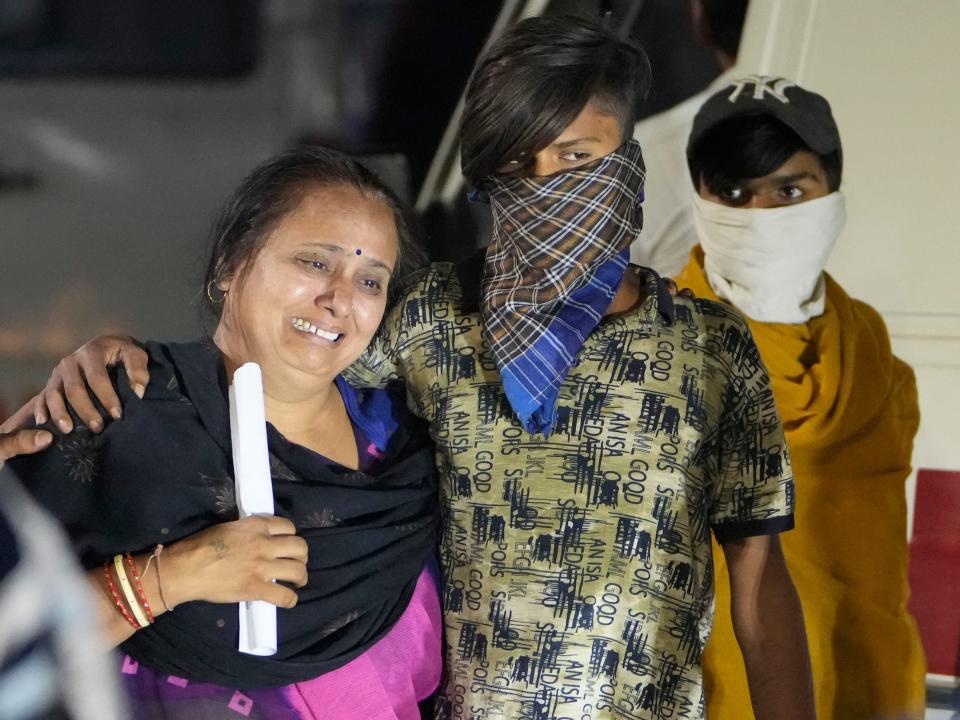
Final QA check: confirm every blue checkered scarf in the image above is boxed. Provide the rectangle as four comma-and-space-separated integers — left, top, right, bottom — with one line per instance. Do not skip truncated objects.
480, 139, 645, 436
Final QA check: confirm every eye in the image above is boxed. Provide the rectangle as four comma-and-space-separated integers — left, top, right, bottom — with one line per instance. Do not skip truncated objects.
779, 185, 805, 201
297, 257, 330, 272
559, 151, 592, 163
717, 186, 748, 206
358, 277, 384, 294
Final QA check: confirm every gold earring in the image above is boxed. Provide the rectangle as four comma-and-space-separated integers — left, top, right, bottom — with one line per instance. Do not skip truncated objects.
206, 281, 227, 304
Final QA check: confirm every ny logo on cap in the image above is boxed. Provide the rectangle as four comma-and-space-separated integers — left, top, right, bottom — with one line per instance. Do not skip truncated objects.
727, 75, 797, 104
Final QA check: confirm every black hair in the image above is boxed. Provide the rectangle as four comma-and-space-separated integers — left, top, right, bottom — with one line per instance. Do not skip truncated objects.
698, 0, 750, 60
202, 146, 423, 320
459, 14, 651, 187
688, 114, 842, 195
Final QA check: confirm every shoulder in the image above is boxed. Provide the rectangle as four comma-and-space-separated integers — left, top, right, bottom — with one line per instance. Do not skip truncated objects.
664, 282, 753, 337
826, 277, 897, 354
669, 294, 764, 379
387, 260, 479, 329
628, 266, 755, 359
847, 293, 890, 340
123, 339, 212, 404
394, 262, 460, 300
828, 280, 918, 395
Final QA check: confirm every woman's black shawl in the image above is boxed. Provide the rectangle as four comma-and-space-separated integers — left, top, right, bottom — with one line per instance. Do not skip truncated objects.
9, 340, 438, 687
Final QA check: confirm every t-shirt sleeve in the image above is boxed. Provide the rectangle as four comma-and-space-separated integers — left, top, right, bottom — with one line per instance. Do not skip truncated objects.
343, 294, 406, 389
708, 317, 795, 543
343, 266, 442, 389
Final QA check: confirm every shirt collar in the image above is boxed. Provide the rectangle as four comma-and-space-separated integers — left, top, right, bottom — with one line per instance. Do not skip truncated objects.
635, 264, 677, 326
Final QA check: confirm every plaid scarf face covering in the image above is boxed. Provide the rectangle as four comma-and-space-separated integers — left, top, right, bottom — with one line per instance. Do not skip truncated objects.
480, 138, 645, 436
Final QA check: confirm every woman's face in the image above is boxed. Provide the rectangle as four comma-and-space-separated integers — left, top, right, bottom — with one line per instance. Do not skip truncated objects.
217, 184, 398, 384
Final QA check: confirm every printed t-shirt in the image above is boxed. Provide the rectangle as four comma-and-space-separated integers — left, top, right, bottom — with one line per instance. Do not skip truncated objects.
346, 258, 795, 720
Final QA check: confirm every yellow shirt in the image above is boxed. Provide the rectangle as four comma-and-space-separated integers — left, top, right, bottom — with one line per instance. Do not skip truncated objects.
676, 246, 926, 720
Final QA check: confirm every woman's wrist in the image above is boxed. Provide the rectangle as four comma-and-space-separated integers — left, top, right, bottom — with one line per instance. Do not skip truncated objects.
148, 540, 194, 609
123, 545, 184, 621
97, 550, 168, 636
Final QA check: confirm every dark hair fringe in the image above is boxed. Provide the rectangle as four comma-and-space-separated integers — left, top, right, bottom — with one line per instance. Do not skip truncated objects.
688, 114, 842, 194
459, 14, 651, 187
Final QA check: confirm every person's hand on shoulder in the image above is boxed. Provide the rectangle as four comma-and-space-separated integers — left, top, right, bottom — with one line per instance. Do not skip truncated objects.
30, 334, 150, 434
664, 278, 695, 299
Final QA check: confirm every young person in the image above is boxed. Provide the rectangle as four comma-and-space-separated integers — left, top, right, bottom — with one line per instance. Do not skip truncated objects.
5, 18, 814, 720
676, 75, 926, 719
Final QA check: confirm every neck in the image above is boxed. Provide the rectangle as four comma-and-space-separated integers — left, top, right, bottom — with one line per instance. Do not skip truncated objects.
213, 327, 340, 439
604, 267, 645, 317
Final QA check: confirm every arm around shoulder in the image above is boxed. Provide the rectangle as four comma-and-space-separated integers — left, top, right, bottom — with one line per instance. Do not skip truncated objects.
34, 334, 150, 434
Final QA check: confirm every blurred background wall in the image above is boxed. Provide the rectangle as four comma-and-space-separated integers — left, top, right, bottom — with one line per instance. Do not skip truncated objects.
0, 0, 502, 408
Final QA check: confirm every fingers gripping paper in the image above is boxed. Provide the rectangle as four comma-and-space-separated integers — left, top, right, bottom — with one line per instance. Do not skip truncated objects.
228, 363, 278, 656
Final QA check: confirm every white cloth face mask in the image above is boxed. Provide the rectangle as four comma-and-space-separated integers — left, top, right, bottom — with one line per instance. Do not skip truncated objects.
691, 191, 847, 323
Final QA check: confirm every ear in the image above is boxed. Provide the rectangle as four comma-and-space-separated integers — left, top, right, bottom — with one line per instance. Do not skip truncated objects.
216, 259, 244, 294
694, 171, 709, 198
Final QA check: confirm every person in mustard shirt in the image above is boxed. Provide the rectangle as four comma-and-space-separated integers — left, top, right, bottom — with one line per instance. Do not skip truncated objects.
674, 75, 927, 720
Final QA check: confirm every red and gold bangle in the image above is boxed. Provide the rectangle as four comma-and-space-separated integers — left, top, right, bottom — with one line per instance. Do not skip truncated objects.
113, 553, 150, 628
124, 552, 155, 624
103, 562, 140, 630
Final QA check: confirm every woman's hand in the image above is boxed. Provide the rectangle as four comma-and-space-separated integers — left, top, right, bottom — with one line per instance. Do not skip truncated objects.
161, 516, 309, 609
90, 515, 308, 647
32, 334, 150, 434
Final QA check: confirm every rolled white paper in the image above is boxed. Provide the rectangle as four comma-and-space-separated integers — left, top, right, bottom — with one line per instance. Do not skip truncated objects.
229, 362, 278, 656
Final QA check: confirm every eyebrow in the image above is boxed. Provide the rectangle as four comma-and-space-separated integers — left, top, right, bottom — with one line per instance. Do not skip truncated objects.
767, 170, 820, 184
306, 244, 393, 273
551, 136, 603, 149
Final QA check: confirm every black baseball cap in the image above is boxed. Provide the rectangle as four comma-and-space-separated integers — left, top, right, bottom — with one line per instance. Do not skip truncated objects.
687, 75, 842, 163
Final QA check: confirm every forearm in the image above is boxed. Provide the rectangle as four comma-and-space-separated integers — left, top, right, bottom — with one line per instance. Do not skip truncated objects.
737, 570, 813, 718
85, 516, 306, 650
724, 535, 815, 720
87, 550, 175, 649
